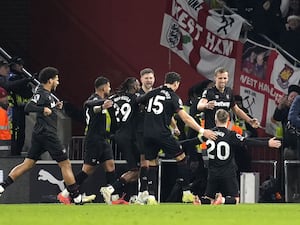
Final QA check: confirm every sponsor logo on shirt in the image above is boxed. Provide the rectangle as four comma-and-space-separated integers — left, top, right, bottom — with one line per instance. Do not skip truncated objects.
214, 101, 230, 108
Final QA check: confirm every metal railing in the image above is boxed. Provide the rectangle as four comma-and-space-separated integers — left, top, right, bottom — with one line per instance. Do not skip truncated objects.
0, 47, 60, 101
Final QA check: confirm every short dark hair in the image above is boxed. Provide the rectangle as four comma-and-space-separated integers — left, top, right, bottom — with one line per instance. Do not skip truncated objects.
140, 68, 154, 76
38, 67, 59, 84
214, 67, 228, 76
288, 84, 300, 95
165, 72, 181, 84
94, 76, 109, 89
215, 109, 229, 124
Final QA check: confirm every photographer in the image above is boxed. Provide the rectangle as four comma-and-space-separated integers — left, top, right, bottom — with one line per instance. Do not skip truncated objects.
8, 57, 34, 155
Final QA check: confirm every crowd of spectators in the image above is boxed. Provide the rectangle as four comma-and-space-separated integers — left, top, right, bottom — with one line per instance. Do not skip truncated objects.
208, 0, 300, 62
0, 57, 34, 155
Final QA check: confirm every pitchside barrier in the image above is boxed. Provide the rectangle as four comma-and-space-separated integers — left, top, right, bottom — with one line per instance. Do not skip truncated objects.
240, 172, 260, 203
251, 160, 277, 180
0, 141, 10, 157
239, 161, 277, 203
284, 160, 300, 203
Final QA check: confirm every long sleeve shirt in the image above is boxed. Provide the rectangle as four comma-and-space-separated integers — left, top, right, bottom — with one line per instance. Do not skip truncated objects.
288, 95, 300, 129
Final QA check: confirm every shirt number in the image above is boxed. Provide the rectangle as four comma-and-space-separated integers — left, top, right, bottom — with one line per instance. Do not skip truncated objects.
115, 103, 131, 122
206, 139, 230, 160
147, 95, 165, 115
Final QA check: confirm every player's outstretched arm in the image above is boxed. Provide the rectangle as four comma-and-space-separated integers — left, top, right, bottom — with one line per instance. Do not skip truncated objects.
268, 137, 282, 149
232, 104, 260, 128
248, 118, 260, 128
178, 110, 217, 140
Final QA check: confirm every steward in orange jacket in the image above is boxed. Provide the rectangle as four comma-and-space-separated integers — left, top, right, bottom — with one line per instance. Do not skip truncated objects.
0, 87, 11, 140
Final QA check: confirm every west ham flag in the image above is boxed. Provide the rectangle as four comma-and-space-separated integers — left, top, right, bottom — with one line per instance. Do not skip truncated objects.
160, 0, 245, 88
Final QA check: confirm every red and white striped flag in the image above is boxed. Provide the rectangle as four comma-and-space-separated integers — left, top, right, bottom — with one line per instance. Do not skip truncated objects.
160, 0, 244, 87
238, 40, 300, 134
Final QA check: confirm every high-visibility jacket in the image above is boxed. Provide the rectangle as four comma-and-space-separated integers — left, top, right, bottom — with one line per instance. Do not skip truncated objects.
197, 118, 243, 153
227, 120, 243, 135
0, 107, 11, 140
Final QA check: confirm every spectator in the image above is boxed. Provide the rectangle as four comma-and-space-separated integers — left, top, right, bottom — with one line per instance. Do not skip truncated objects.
9, 57, 33, 155
287, 94, 300, 201
0, 59, 32, 93
0, 60, 10, 86
234, 0, 255, 21
288, 95, 300, 130
287, 93, 300, 158
289, 0, 300, 15
273, 84, 300, 154
273, 84, 300, 202
250, 0, 285, 43
0, 87, 11, 142
280, 15, 300, 61
281, 0, 300, 19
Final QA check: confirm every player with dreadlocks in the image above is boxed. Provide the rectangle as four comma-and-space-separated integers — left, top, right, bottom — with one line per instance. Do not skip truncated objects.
100, 77, 141, 204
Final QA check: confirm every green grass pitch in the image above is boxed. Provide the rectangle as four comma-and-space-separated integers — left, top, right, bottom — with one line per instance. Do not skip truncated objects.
0, 203, 299, 225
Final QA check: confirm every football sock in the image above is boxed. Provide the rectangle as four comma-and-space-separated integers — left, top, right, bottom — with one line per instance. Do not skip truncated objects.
147, 166, 158, 196
176, 157, 190, 190
106, 171, 116, 185
67, 183, 80, 199
112, 177, 126, 192
224, 196, 237, 204
139, 166, 149, 192
200, 196, 212, 204
1, 176, 14, 189
75, 171, 88, 185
